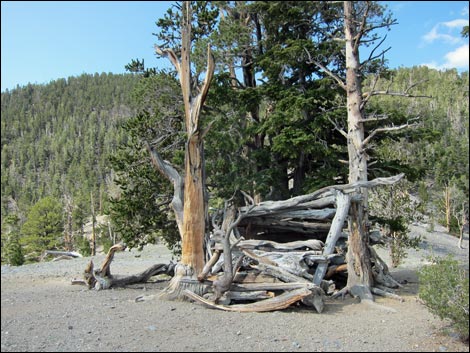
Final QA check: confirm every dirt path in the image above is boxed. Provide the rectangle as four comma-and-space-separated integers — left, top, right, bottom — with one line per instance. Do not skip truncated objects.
1, 225, 468, 352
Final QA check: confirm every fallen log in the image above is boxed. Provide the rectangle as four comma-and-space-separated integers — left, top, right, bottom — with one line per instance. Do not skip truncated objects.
41, 250, 82, 261
243, 249, 318, 280
240, 174, 404, 217
238, 239, 324, 252
221, 290, 274, 302
233, 271, 281, 284
249, 262, 311, 284
80, 243, 175, 290
241, 218, 332, 235
95, 263, 175, 289
230, 282, 315, 292
183, 287, 313, 312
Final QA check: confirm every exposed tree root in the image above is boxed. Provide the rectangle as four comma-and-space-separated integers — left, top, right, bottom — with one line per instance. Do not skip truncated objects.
332, 284, 398, 312
371, 287, 404, 302
369, 245, 403, 289
159, 263, 209, 300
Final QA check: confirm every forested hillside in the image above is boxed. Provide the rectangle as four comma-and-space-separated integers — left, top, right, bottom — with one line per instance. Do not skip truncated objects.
1, 73, 139, 261
1, 1, 468, 265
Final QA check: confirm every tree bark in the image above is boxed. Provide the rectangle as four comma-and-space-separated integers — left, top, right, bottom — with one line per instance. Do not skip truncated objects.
154, 1, 215, 299
344, 1, 373, 296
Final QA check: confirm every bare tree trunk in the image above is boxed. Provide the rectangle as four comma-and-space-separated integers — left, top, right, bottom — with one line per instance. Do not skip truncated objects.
181, 137, 205, 275
155, 1, 215, 299
457, 201, 467, 249
343, 1, 373, 296
90, 191, 96, 256
63, 194, 74, 251
444, 184, 452, 233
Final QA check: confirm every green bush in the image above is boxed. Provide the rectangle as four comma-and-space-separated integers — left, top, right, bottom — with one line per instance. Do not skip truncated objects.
418, 255, 469, 341
3, 233, 25, 266
75, 236, 91, 257
369, 180, 422, 267
98, 236, 114, 254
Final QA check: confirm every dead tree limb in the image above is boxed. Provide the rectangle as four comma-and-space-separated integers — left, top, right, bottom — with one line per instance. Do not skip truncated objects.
80, 244, 174, 290
314, 192, 351, 285
211, 196, 255, 303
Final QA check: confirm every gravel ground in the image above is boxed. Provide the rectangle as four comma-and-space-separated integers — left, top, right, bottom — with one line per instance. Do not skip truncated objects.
1, 224, 468, 352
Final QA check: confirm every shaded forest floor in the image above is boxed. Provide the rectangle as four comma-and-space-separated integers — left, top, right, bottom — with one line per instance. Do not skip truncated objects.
1, 224, 468, 352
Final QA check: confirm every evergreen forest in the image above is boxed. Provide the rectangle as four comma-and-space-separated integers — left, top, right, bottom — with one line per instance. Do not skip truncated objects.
1, 1, 468, 266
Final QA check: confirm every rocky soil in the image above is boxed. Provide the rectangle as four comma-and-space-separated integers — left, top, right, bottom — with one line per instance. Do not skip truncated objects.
1, 224, 468, 352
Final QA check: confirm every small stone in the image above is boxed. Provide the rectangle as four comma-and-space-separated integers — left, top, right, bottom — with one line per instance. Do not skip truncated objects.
68, 325, 73, 330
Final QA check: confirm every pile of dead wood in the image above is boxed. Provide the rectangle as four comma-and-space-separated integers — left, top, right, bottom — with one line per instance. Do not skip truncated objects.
75, 174, 404, 313
186, 186, 352, 313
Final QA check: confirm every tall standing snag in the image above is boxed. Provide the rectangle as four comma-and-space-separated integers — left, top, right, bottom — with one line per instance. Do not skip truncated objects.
151, 1, 215, 299
305, 1, 427, 302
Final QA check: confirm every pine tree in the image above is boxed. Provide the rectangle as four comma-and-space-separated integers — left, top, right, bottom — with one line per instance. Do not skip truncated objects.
20, 196, 64, 259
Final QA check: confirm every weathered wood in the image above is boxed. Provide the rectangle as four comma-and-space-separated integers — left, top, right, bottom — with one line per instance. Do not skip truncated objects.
249, 263, 311, 284
314, 192, 351, 285
371, 287, 404, 302
301, 286, 325, 313
232, 271, 281, 284
239, 174, 404, 217
275, 208, 337, 220
146, 143, 184, 234
82, 243, 174, 290
42, 250, 83, 259
238, 239, 324, 252
369, 245, 402, 289
197, 249, 221, 281
243, 249, 318, 280
325, 263, 348, 279
183, 287, 312, 312
151, 3, 216, 300
223, 290, 274, 302
51, 255, 75, 261
99, 263, 175, 289
231, 282, 315, 292
82, 243, 126, 288
211, 204, 253, 302
303, 253, 342, 266
241, 218, 332, 234
97, 243, 126, 278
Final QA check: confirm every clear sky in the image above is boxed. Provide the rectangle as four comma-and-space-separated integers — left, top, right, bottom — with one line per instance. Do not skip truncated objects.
1, 1, 469, 92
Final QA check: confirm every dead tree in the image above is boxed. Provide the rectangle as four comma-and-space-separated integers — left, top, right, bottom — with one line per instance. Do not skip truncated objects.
305, 1, 429, 302
73, 244, 174, 289
147, 1, 215, 299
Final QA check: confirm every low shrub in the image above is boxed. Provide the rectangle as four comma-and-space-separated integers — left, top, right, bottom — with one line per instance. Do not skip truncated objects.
418, 255, 469, 342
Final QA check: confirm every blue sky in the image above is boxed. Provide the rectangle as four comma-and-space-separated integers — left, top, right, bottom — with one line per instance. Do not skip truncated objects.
1, 1, 469, 92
